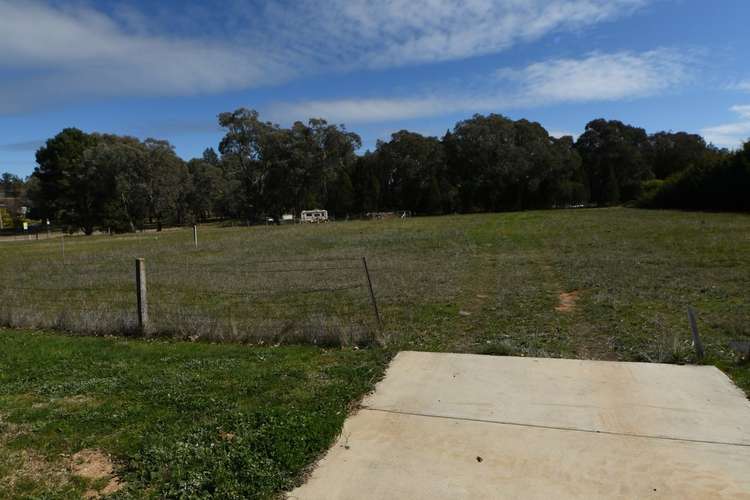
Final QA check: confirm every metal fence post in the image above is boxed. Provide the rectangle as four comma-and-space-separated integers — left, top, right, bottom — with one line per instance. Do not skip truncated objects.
193, 225, 198, 249
688, 306, 704, 360
136, 258, 149, 334
362, 256, 382, 328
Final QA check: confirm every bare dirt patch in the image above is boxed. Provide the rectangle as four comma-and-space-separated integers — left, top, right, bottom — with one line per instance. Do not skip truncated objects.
555, 291, 579, 313
70, 449, 123, 497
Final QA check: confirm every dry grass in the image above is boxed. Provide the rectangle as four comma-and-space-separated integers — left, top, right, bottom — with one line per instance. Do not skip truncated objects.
0, 305, 137, 336
1, 208, 749, 382
0, 217, 471, 346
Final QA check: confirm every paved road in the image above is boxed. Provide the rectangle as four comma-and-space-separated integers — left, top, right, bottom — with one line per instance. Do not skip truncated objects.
290, 352, 750, 499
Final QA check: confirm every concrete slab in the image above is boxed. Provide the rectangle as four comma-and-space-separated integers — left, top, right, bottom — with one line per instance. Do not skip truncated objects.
290, 352, 750, 499
291, 410, 750, 500
363, 352, 750, 445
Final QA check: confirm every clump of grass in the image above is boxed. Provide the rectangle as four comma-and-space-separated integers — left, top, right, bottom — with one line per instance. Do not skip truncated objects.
148, 310, 377, 347
0, 303, 137, 336
654, 332, 694, 364
630, 316, 695, 364
477, 341, 515, 356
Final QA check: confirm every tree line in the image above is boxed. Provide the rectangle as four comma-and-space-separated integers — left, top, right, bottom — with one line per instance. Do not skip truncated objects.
3, 109, 747, 233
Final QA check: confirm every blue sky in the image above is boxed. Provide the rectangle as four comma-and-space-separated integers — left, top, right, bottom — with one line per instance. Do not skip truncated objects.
2, 0, 750, 177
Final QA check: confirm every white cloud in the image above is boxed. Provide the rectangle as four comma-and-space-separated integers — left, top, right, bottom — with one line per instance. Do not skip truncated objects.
0, 0, 651, 113
700, 123, 750, 148
729, 105, 750, 119
0, 1, 295, 113
700, 105, 750, 148
498, 50, 687, 104
270, 97, 447, 124
268, 50, 690, 123
308, 0, 650, 69
728, 80, 750, 93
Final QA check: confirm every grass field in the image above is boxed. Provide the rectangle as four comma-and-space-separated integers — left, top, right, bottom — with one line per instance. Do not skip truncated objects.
1, 208, 749, 497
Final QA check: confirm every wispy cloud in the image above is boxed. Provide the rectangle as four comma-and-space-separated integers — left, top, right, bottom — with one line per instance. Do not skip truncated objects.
268, 50, 690, 123
268, 97, 449, 124
497, 50, 687, 104
0, 139, 46, 152
0, 1, 294, 113
729, 105, 750, 119
296, 0, 650, 69
0, 0, 651, 114
701, 105, 750, 148
728, 80, 750, 93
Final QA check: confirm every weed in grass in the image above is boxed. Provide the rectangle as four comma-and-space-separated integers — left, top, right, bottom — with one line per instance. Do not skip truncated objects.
477, 341, 515, 356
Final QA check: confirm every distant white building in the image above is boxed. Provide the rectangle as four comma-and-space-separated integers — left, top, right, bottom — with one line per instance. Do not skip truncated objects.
300, 209, 328, 223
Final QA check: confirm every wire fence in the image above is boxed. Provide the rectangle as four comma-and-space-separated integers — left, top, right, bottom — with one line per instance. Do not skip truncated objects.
0, 255, 383, 346
5, 225, 744, 364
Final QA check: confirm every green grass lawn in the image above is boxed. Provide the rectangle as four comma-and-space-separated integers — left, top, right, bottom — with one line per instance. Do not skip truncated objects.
0, 330, 387, 498
1, 208, 749, 497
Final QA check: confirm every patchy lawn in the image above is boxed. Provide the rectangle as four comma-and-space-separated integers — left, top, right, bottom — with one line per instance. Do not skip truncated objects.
0, 329, 388, 498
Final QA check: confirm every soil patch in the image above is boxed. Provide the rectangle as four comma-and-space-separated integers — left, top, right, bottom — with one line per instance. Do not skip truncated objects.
555, 291, 579, 313
70, 449, 123, 497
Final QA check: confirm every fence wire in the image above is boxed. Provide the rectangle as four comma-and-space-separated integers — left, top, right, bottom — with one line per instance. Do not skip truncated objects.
0, 256, 380, 345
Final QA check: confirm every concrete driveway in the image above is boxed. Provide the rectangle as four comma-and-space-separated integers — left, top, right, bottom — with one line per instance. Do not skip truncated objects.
290, 352, 750, 499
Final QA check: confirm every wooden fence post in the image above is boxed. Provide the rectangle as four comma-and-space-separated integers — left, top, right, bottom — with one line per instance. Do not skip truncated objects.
135, 258, 149, 334
688, 306, 704, 360
193, 225, 198, 249
362, 256, 382, 328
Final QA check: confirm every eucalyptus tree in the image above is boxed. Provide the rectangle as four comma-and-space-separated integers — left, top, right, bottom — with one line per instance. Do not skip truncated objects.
369, 130, 450, 213
575, 119, 651, 205
33, 128, 99, 233
218, 108, 278, 220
